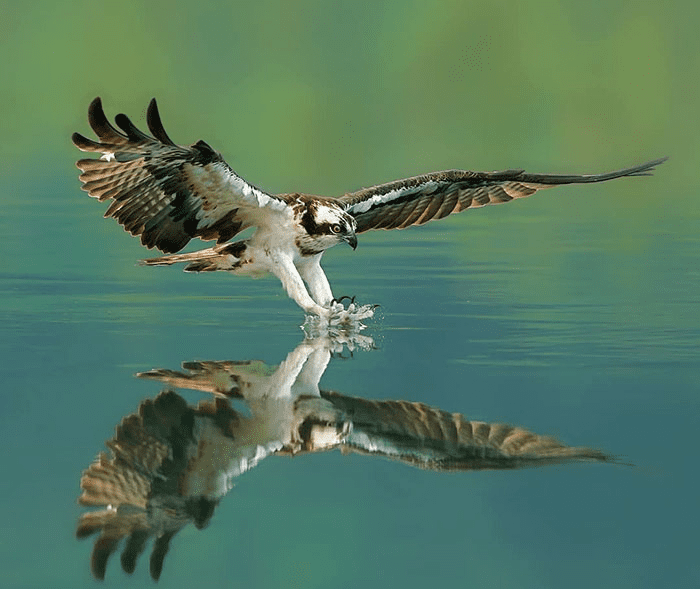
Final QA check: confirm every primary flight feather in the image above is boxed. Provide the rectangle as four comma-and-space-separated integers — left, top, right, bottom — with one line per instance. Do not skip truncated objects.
72, 98, 666, 317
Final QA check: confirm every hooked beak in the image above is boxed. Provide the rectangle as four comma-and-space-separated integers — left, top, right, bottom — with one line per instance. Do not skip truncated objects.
344, 233, 358, 250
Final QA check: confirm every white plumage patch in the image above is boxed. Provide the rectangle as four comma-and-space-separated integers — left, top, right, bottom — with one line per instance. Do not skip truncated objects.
314, 204, 345, 224
217, 162, 288, 211
346, 181, 439, 215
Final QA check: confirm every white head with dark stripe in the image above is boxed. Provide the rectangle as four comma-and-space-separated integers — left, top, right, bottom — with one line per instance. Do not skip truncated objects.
296, 201, 357, 256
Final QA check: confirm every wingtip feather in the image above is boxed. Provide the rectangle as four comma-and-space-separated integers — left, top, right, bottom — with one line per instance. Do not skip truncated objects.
88, 96, 102, 113
72, 132, 99, 151
86, 96, 126, 142
147, 97, 176, 145
115, 112, 150, 142
625, 156, 669, 177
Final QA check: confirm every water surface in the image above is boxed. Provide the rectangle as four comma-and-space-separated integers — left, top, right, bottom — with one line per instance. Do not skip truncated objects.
1, 170, 697, 588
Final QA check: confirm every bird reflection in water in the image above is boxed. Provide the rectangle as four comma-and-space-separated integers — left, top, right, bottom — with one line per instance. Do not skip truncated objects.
76, 334, 613, 580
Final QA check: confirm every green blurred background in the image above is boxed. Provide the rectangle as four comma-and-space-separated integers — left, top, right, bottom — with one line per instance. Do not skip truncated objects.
3, 0, 691, 196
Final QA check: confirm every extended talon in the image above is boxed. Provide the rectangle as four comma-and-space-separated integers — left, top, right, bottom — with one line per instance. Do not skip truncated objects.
331, 295, 356, 305
331, 348, 355, 360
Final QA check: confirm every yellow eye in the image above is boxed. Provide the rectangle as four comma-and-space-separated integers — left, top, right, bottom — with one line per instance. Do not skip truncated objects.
331, 224, 342, 233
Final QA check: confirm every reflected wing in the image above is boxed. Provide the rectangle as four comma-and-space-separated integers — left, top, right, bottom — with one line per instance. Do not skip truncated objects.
72, 98, 291, 253
338, 158, 667, 233
321, 392, 610, 469
77, 391, 237, 580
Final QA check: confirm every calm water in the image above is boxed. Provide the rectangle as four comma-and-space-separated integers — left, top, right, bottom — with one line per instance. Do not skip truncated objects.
1, 169, 698, 588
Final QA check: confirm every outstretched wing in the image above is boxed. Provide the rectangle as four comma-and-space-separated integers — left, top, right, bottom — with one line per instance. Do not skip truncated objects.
338, 158, 667, 233
321, 392, 611, 470
72, 98, 291, 253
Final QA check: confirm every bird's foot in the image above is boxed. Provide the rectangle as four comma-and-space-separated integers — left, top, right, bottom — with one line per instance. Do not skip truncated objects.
302, 299, 378, 340
329, 296, 379, 322
328, 299, 378, 324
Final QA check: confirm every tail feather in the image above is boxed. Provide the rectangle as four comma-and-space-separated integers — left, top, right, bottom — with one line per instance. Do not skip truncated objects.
140, 241, 247, 272
141, 249, 217, 267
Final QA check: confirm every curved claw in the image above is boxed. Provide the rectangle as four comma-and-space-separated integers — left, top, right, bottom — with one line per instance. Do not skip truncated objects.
331, 348, 355, 360
331, 295, 356, 305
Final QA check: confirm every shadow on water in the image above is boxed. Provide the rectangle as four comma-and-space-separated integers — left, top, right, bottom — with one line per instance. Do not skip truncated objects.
75, 329, 615, 581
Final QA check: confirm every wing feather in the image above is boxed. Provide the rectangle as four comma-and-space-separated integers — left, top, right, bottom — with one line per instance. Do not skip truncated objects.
322, 392, 611, 470
339, 159, 667, 233
73, 98, 290, 253
146, 98, 177, 146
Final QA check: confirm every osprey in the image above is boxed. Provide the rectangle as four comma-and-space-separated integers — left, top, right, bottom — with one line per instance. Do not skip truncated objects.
77, 337, 611, 579
72, 98, 666, 317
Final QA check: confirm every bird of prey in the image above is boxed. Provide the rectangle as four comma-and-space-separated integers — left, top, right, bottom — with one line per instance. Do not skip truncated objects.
72, 98, 666, 318
77, 337, 612, 580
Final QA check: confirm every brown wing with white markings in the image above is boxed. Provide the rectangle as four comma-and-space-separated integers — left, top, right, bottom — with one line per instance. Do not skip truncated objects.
339, 159, 667, 233
72, 98, 290, 253
321, 391, 611, 470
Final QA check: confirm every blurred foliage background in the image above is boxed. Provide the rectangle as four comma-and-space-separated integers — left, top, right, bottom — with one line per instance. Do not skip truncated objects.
2, 0, 691, 190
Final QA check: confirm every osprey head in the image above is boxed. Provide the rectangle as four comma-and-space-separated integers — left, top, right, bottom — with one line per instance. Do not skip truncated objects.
297, 202, 358, 256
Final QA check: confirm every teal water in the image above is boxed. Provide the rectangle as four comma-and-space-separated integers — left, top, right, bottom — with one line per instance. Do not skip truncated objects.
2, 2, 699, 587
1, 172, 698, 588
